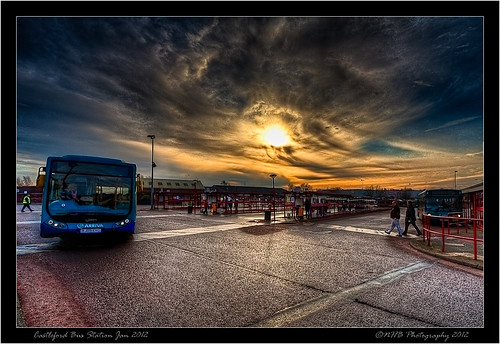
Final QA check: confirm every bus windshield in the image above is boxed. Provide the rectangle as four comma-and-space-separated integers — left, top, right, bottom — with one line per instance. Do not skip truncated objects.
424, 196, 461, 214
418, 189, 462, 219
47, 160, 134, 217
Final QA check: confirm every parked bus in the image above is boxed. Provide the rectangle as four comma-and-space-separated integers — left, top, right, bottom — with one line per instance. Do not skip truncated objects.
417, 189, 462, 221
36, 155, 137, 238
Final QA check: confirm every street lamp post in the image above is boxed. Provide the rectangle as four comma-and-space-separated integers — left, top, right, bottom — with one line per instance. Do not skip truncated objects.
192, 180, 197, 214
147, 135, 156, 210
269, 174, 277, 222
455, 170, 458, 190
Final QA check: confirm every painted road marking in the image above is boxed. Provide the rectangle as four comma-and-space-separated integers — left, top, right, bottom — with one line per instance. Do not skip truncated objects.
16, 221, 41, 225
133, 222, 261, 241
250, 261, 433, 327
16, 219, 408, 255
137, 214, 182, 218
16, 221, 263, 255
16, 242, 61, 256
318, 224, 420, 237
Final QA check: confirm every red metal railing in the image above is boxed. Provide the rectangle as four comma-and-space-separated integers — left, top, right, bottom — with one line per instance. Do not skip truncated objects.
191, 200, 385, 219
422, 214, 484, 260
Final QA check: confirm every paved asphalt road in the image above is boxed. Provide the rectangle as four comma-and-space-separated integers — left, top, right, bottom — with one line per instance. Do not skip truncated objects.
12, 206, 493, 343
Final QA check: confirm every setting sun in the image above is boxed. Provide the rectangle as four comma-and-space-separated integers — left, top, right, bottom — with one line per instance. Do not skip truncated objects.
262, 125, 290, 147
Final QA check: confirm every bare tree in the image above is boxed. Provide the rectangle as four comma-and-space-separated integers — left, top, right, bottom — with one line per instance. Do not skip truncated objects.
16, 176, 33, 187
300, 183, 311, 191
366, 185, 383, 198
400, 187, 413, 201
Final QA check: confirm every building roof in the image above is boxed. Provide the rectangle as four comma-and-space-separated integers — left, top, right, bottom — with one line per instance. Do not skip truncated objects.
206, 185, 288, 196
462, 182, 483, 193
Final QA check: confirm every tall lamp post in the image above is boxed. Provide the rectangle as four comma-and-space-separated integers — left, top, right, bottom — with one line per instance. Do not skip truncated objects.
147, 135, 156, 210
454, 170, 458, 190
269, 174, 277, 222
192, 179, 198, 214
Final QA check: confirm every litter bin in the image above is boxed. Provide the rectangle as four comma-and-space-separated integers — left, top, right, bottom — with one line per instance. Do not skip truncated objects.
187, 205, 193, 214
298, 206, 304, 219
264, 210, 271, 221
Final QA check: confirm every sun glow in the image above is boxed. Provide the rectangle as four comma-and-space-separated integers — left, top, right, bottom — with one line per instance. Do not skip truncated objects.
263, 125, 290, 147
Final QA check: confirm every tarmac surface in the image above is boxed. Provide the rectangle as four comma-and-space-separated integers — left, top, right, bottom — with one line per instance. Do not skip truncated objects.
15, 204, 484, 329
250, 207, 484, 271
150, 205, 485, 271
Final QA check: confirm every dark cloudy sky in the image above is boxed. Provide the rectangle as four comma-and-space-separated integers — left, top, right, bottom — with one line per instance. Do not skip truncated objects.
16, 16, 484, 190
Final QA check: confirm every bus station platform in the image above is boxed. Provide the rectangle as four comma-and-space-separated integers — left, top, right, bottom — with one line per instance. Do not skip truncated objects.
409, 233, 483, 270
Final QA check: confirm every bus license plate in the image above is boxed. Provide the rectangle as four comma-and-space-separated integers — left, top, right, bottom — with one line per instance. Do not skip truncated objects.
80, 228, 102, 234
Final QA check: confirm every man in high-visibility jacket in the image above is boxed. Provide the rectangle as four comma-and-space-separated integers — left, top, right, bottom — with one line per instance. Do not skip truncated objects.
21, 193, 33, 212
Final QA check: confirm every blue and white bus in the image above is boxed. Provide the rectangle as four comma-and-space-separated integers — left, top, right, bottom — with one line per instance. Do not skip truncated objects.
417, 189, 462, 221
36, 155, 137, 238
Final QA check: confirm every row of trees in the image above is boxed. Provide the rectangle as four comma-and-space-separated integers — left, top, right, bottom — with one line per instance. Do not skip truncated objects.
17, 176, 33, 187
363, 185, 415, 200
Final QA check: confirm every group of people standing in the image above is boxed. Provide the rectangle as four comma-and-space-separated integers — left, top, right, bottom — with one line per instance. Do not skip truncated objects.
385, 200, 422, 237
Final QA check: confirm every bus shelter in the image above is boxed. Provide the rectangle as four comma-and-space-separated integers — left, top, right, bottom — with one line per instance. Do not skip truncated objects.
203, 185, 287, 215
461, 182, 483, 229
284, 189, 377, 220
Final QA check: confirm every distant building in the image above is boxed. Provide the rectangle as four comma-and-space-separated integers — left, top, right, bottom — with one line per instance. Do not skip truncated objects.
319, 188, 423, 201
138, 177, 204, 207
16, 186, 43, 203
205, 184, 288, 213
461, 182, 483, 219
139, 177, 204, 191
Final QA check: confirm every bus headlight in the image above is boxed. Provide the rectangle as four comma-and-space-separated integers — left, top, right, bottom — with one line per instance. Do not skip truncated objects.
114, 218, 130, 227
47, 219, 67, 229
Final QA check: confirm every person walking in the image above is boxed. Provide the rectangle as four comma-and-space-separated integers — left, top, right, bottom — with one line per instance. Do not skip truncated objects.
304, 198, 311, 219
385, 200, 402, 236
402, 200, 422, 236
21, 193, 33, 212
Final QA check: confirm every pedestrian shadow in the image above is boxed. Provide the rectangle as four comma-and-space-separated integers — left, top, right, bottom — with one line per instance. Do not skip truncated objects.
240, 225, 286, 236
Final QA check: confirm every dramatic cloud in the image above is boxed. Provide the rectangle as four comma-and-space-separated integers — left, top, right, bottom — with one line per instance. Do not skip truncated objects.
16, 16, 484, 189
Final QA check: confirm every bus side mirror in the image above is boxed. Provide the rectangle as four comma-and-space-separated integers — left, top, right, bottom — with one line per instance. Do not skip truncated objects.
36, 167, 46, 188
